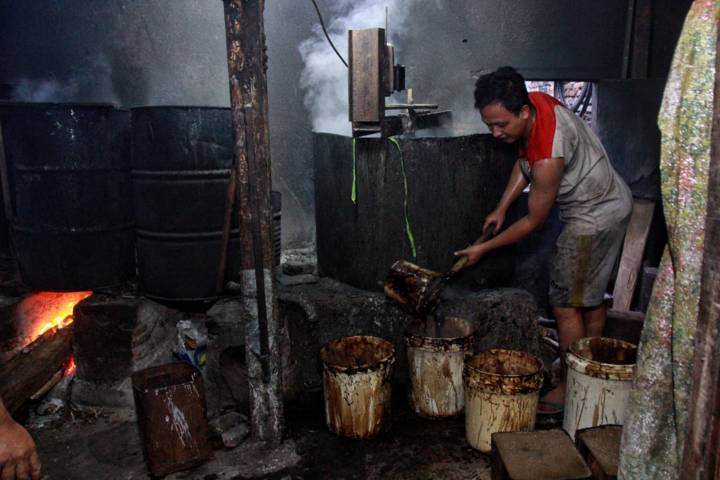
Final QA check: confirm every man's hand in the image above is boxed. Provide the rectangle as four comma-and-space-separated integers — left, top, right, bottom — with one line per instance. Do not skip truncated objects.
453, 243, 488, 267
0, 417, 41, 480
483, 208, 506, 234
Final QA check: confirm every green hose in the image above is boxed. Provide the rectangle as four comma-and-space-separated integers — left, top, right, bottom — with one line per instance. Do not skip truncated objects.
389, 137, 417, 258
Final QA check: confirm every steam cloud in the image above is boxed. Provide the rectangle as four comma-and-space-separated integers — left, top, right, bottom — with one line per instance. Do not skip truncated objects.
299, 1, 415, 136
12, 55, 119, 105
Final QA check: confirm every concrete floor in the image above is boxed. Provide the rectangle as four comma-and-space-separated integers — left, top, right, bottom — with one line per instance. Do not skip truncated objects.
30, 386, 498, 479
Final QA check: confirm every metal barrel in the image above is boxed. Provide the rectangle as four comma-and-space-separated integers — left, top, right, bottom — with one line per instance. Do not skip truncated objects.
131, 107, 281, 300
319, 335, 395, 439
0, 103, 135, 291
131, 362, 212, 477
131, 106, 235, 301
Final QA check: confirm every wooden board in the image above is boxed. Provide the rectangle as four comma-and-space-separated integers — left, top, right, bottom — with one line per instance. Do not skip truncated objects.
349, 28, 385, 123
576, 425, 622, 479
604, 309, 644, 346
612, 199, 655, 311
491, 430, 591, 480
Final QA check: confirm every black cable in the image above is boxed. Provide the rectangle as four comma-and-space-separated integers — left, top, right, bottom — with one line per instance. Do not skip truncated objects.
578, 83, 593, 119
309, 0, 348, 68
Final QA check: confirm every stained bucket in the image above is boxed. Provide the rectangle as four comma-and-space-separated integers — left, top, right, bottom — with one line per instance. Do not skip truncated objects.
405, 316, 475, 418
464, 349, 543, 453
563, 337, 636, 439
131, 363, 212, 476
319, 335, 395, 439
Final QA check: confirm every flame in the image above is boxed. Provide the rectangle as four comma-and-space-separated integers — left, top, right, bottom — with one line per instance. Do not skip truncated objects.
64, 357, 77, 376
30, 291, 93, 341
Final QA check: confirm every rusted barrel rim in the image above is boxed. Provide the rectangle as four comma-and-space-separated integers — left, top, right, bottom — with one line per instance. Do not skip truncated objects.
131, 362, 200, 393
464, 349, 543, 378
320, 335, 395, 374
404, 316, 476, 351
567, 337, 636, 380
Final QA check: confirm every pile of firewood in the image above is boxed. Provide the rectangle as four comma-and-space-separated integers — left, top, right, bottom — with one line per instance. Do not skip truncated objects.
0, 325, 74, 415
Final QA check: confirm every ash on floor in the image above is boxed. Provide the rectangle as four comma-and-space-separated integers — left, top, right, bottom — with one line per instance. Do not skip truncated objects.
30, 386, 492, 480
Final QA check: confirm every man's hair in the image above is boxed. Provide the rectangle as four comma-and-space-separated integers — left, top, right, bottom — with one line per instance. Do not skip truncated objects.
473, 66, 529, 114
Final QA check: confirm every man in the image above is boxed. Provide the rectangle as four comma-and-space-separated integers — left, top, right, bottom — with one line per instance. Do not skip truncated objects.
454, 66, 632, 412
0, 399, 41, 480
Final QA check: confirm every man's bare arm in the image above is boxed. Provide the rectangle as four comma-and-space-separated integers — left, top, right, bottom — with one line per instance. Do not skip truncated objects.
455, 157, 563, 265
484, 160, 529, 233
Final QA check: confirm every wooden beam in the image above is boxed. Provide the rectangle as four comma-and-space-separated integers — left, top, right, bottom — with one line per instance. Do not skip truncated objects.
604, 309, 644, 346
349, 29, 385, 123
680, 27, 720, 480
222, 0, 284, 443
612, 199, 655, 311
630, 0, 652, 79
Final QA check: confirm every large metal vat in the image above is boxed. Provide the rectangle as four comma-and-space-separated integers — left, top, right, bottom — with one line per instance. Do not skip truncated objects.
0, 103, 134, 291
313, 133, 517, 292
131, 106, 237, 300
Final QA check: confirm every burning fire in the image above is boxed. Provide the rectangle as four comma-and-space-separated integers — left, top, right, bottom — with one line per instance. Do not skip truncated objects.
30, 291, 92, 341
64, 357, 77, 376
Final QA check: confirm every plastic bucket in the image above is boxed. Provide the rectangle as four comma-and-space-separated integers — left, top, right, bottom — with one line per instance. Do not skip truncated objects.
563, 337, 636, 439
319, 335, 395, 439
405, 316, 475, 418
464, 349, 543, 453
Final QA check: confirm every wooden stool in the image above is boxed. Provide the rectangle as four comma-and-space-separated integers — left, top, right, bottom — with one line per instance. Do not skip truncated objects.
491, 430, 592, 480
575, 425, 622, 480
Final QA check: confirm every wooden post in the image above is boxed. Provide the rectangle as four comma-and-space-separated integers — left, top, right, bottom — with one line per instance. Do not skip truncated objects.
221, 0, 283, 443
680, 29, 720, 479
630, 0, 652, 79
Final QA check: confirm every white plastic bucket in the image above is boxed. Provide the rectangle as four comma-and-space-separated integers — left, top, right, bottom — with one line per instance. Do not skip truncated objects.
319, 335, 395, 439
563, 337, 637, 439
405, 316, 475, 418
463, 349, 543, 453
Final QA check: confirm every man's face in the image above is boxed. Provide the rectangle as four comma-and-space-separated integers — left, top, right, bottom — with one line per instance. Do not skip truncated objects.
480, 102, 531, 143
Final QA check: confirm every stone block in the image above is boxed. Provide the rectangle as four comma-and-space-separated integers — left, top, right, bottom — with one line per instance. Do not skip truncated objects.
575, 425, 622, 480
491, 430, 591, 480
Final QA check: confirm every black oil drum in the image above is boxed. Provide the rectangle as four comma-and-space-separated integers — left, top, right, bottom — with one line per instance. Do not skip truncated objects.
131, 107, 238, 301
0, 103, 135, 291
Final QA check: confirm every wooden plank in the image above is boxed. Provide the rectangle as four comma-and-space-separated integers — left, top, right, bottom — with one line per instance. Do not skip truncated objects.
630, 0, 652, 79
349, 28, 384, 123
680, 28, 720, 480
576, 425, 622, 480
604, 309, 644, 346
612, 199, 655, 311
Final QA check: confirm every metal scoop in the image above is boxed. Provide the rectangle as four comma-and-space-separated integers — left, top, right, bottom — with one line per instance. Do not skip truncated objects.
384, 227, 494, 316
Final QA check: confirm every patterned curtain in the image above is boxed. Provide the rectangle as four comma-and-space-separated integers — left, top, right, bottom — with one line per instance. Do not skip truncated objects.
619, 1, 719, 478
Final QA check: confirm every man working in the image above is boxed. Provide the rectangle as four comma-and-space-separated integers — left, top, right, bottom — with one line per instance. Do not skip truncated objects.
0, 399, 41, 480
454, 66, 632, 413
